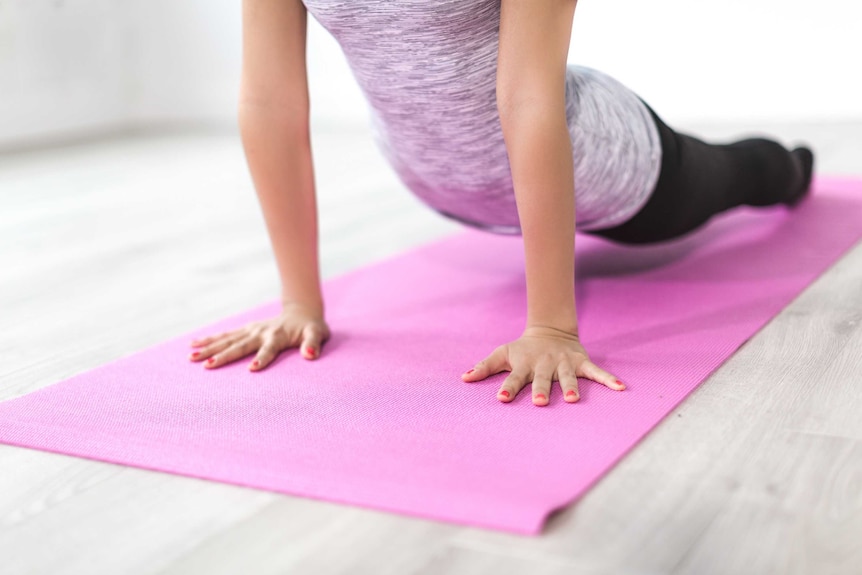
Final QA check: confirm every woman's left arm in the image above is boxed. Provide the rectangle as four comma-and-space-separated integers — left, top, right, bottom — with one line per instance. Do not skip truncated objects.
462, 0, 625, 405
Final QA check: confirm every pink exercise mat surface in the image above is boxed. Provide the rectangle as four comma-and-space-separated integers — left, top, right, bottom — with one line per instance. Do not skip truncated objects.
1, 176, 861, 534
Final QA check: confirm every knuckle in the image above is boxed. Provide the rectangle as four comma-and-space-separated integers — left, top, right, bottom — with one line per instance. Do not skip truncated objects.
555, 362, 571, 375
509, 371, 529, 383
306, 323, 323, 336
256, 342, 273, 356
534, 372, 553, 383
284, 327, 301, 344
263, 328, 283, 343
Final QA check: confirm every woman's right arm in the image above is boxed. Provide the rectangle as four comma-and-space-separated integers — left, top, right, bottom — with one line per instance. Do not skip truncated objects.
189, 0, 331, 370
239, 0, 323, 315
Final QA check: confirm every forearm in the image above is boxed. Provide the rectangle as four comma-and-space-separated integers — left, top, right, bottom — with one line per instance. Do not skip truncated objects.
500, 104, 578, 335
238, 102, 324, 316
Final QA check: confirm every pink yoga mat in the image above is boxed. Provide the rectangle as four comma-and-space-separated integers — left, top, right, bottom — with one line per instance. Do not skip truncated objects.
1, 176, 861, 534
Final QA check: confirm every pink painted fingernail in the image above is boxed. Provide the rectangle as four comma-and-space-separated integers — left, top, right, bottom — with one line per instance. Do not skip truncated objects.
465, 368, 474, 374
499, 390, 510, 398
305, 347, 315, 356
206, 357, 215, 364
565, 390, 577, 398
535, 393, 546, 401
191, 351, 200, 358
251, 360, 259, 368
616, 380, 626, 388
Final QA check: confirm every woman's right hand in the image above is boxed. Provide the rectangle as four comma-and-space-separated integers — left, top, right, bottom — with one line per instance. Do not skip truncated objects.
187, 302, 331, 371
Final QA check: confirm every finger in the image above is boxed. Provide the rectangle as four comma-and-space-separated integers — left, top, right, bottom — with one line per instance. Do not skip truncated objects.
498, 371, 530, 403
462, 345, 509, 382
204, 337, 258, 369
299, 324, 328, 360
249, 338, 283, 371
557, 362, 581, 403
531, 367, 554, 406
190, 330, 237, 348
189, 336, 241, 362
577, 359, 626, 391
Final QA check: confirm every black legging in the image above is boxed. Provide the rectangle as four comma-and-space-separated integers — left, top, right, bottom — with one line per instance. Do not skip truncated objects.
585, 100, 811, 245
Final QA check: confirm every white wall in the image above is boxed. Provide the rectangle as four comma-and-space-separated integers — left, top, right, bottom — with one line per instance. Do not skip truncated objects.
0, 0, 245, 148
309, 0, 862, 126
0, 0, 130, 145
1, 0, 860, 148
123, 0, 243, 127
570, 0, 862, 125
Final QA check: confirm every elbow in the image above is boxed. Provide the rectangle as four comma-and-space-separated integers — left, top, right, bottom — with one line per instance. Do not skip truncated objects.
496, 70, 522, 119
238, 97, 310, 125
496, 86, 565, 128
238, 81, 310, 128
238, 97, 310, 140
496, 87, 532, 123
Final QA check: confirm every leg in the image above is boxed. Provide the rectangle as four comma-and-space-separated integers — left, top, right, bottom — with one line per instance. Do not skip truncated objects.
587, 101, 814, 245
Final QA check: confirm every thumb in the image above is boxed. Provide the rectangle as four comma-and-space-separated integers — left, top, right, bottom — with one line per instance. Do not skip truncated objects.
462, 345, 509, 382
300, 323, 329, 360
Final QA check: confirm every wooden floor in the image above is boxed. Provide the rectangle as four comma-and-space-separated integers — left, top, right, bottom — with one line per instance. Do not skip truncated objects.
1, 119, 861, 574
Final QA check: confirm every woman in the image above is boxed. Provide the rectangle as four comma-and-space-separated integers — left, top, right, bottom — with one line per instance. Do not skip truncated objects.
188, 0, 814, 406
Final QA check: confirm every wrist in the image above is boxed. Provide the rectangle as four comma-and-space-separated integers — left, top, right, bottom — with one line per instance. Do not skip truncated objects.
281, 297, 325, 318
523, 322, 579, 339
525, 319, 578, 337
526, 302, 578, 335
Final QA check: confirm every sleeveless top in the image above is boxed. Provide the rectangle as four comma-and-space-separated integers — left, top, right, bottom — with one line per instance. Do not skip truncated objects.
301, 0, 662, 233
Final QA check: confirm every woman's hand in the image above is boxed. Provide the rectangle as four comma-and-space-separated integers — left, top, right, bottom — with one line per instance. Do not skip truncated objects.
188, 302, 331, 371
461, 325, 625, 405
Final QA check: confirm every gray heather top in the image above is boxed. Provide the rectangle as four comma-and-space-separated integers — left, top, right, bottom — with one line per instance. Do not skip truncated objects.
302, 0, 662, 232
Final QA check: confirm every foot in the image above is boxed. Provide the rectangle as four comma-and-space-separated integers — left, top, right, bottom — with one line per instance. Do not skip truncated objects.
783, 146, 815, 207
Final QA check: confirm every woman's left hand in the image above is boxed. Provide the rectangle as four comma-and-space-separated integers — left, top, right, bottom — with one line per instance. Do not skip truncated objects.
461, 325, 626, 405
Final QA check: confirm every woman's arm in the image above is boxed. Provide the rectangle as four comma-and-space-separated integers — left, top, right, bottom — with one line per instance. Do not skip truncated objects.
496, 0, 578, 334
186, 0, 330, 370
239, 0, 324, 315
462, 0, 625, 404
